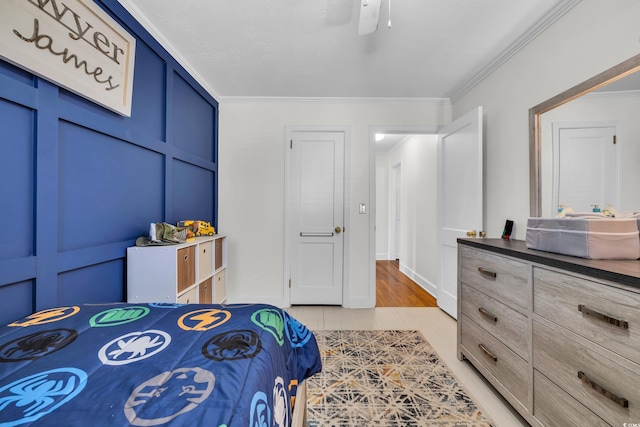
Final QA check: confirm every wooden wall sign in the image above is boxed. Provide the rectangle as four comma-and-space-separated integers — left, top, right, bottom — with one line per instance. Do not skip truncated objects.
0, 0, 136, 116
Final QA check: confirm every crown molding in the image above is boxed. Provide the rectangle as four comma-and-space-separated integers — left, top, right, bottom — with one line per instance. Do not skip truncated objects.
219, 96, 452, 105
115, 0, 223, 101
449, 0, 582, 103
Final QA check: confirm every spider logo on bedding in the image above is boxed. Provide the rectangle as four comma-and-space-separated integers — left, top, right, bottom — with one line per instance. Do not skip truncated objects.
202, 330, 262, 361
0, 368, 87, 426
0, 329, 78, 362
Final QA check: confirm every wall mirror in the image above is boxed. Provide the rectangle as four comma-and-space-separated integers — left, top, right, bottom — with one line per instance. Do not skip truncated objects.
529, 53, 640, 217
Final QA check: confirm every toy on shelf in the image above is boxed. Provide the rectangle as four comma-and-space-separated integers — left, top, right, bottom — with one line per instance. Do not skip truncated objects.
177, 220, 216, 237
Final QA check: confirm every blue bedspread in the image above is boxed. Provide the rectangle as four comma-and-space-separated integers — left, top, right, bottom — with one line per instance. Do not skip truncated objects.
0, 303, 321, 426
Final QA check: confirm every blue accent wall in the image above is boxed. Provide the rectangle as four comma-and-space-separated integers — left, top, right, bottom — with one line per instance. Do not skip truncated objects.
0, 0, 219, 324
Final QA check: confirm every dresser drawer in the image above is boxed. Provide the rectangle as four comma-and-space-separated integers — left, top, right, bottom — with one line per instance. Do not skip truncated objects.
460, 315, 528, 405
460, 246, 529, 309
461, 284, 529, 360
534, 370, 606, 427
533, 266, 640, 365
533, 320, 639, 425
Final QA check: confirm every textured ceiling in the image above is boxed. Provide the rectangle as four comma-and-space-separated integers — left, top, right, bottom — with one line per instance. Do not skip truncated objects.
116, 0, 579, 100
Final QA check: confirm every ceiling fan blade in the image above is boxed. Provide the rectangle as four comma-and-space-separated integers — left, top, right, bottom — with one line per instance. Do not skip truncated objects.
357, 0, 382, 35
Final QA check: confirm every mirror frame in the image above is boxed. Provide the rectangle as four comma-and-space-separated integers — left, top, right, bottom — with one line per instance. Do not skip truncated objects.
529, 53, 640, 217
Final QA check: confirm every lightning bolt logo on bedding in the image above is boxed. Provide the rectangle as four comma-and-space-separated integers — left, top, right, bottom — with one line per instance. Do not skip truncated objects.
99, 330, 171, 365
90, 306, 150, 327
8, 307, 80, 327
178, 309, 231, 331
251, 309, 284, 346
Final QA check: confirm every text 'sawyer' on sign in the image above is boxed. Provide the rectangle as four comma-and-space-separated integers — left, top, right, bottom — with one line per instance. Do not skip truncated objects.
0, 0, 136, 116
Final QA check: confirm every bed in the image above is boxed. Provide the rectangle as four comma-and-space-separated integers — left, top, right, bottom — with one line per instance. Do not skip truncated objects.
0, 303, 321, 426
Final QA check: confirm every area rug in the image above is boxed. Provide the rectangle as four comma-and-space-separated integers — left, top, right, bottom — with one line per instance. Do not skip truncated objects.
306, 330, 494, 426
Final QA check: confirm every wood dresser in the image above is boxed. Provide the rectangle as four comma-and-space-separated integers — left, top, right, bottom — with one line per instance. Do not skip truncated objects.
457, 238, 640, 426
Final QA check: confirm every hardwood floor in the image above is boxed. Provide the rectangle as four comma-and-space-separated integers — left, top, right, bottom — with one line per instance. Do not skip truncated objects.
376, 260, 438, 307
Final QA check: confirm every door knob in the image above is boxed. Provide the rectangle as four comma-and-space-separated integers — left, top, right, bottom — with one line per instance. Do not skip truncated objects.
335, 226, 342, 234
466, 230, 477, 238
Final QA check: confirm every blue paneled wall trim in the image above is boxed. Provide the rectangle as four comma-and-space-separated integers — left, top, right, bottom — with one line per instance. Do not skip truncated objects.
0, 0, 219, 324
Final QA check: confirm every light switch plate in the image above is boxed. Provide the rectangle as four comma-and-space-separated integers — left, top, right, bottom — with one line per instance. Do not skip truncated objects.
359, 203, 366, 214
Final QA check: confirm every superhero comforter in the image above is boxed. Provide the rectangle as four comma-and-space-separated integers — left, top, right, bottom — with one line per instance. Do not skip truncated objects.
0, 303, 322, 426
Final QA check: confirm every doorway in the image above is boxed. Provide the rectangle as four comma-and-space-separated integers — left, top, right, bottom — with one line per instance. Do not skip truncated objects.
372, 129, 439, 307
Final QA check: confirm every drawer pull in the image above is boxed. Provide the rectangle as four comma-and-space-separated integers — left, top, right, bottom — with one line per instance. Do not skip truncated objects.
477, 267, 497, 278
578, 371, 628, 408
478, 344, 498, 362
478, 307, 497, 322
578, 305, 629, 329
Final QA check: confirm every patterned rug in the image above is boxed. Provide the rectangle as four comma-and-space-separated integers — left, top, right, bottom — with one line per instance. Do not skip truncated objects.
306, 330, 494, 426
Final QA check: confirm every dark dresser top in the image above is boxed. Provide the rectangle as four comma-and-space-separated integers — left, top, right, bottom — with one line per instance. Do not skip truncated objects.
458, 238, 640, 288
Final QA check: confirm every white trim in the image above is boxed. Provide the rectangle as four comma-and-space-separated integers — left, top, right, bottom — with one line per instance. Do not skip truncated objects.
115, 0, 223, 101
225, 295, 287, 308
398, 262, 437, 298
450, 0, 581, 102
388, 161, 402, 262
221, 96, 451, 105
284, 125, 351, 308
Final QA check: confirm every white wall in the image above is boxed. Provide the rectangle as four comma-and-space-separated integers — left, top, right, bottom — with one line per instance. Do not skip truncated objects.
218, 99, 450, 307
453, 0, 640, 239
376, 135, 439, 295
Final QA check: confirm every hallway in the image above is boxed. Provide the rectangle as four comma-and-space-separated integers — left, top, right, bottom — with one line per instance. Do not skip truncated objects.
376, 260, 438, 308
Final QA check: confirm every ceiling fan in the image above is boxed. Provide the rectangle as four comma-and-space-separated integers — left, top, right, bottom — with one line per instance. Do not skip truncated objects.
358, 0, 391, 35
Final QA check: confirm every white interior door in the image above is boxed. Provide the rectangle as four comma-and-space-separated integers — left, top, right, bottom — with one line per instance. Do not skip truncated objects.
437, 107, 483, 319
553, 124, 618, 213
289, 131, 344, 305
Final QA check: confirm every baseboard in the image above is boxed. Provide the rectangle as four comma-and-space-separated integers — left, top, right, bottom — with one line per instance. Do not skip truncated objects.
376, 253, 389, 260
345, 295, 376, 308
398, 262, 437, 297
225, 295, 288, 308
